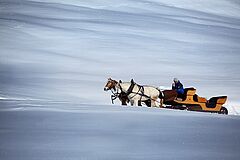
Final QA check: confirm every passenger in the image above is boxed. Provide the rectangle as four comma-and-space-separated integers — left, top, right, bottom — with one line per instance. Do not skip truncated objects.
172, 78, 184, 95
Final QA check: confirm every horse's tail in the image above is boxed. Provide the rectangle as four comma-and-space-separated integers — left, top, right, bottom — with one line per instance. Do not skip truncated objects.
157, 89, 164, 108
158, 89, 164, 99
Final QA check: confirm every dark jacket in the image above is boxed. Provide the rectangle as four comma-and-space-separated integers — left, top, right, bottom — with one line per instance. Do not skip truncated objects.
172, 81, 184, 94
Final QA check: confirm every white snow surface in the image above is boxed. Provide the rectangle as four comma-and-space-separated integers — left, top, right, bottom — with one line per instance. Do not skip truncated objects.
1, 0, 240, 107
1, 0, 240, 159
0, 100, 240, 160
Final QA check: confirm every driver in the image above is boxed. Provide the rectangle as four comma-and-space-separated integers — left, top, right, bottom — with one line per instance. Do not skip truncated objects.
172, 78, 184, 95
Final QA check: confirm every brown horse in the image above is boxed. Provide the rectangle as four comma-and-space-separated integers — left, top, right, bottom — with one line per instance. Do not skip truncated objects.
104, 78, 151, 107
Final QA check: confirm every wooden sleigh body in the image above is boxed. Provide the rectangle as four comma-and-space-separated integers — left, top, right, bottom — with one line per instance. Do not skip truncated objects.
163, 88, 228, 114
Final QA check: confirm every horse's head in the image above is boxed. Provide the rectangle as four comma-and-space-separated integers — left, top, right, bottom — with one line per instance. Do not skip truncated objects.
104, 78, 118, 91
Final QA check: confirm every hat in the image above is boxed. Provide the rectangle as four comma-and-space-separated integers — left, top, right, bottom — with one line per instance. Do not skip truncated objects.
173, 78, 178, 82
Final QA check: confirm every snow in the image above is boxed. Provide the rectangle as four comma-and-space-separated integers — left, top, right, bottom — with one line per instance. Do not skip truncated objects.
0, 0, 240, 159
0, 100, 240, 160
1, 0, 240, 105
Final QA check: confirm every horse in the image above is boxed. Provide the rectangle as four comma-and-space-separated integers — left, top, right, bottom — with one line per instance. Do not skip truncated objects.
104, 78, 129, 105
104, 78, 152, 106
116, 79, 164, 107
104, 78, 163, 107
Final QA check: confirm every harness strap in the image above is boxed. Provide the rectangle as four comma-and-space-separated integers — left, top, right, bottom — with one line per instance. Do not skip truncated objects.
138, 85, 144, 101
126, 81, 135, 95
110, 88, 120, 104
116, 81, 164, 105
158, 89, 164, 99
130, 86, 164, 104
111, 94, 118, 104
110, 81, 132, 104
128, 84, 143, 99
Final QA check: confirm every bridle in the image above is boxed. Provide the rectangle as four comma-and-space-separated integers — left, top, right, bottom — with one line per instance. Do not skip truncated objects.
110, 86, 121, 104
104, 79, 122, 104
104, 79, 136, 104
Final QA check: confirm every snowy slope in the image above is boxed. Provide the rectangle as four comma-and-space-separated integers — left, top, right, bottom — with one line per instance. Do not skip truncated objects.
0, 101, 240, 160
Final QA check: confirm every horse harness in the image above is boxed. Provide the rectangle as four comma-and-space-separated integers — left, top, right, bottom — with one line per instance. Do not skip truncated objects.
110, 80, 164, 104
127, 82, 145, 100
110, 81, 142, 104
121, 81, 164, 102
109, 83, 129, 104
110, 88, 120, 104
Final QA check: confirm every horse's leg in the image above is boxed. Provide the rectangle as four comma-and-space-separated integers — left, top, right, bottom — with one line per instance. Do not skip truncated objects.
134, 99, 139, 106
130, 98, 139, 106
121, 100, 127, 105
120, 97, 127, 105
119, 93, 128, 105
138, 100, 142, 106
130, 99, 134, 106
160, 98, 163, 108
145, 99, 151, 107
151, 97, 158, 107
155, 97, 163, 108
151, 100, 156, 107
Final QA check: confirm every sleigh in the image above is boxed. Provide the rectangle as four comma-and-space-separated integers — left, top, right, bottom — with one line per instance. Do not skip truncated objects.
163, 88, 228, 114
